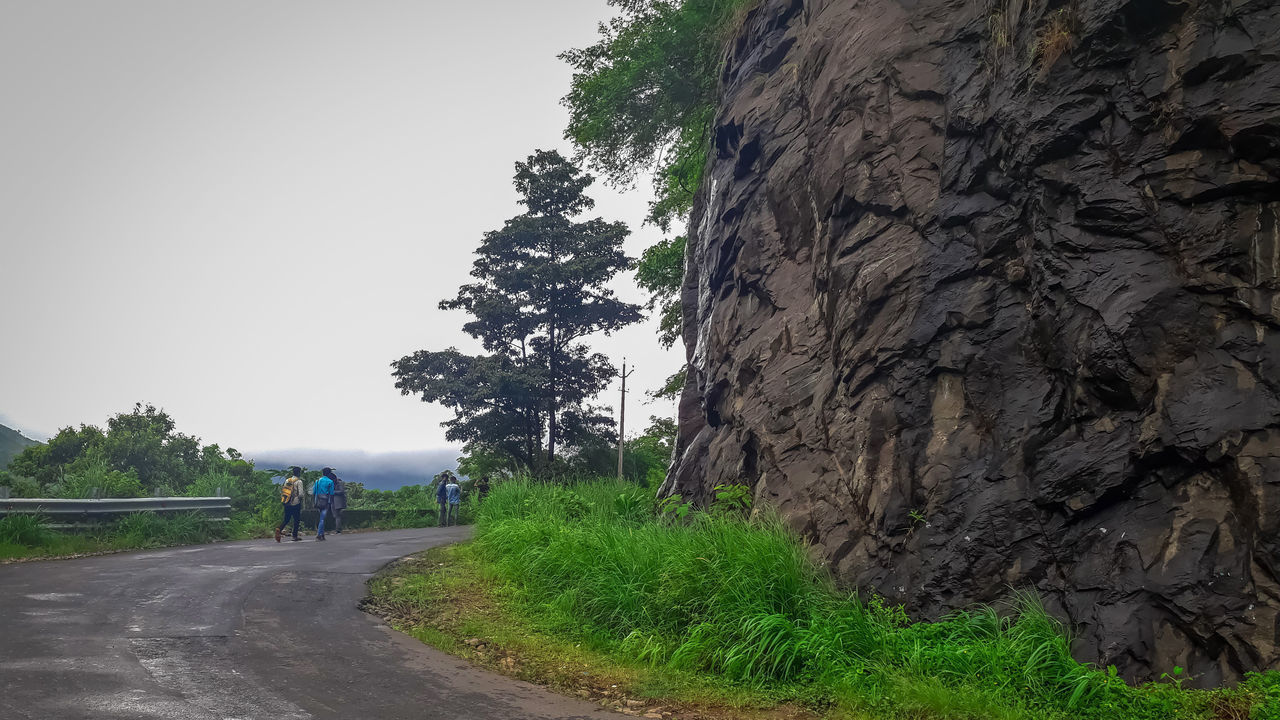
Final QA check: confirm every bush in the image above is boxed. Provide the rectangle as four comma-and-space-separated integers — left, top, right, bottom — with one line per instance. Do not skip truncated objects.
50, 456, 145, 499
0, 471, 42, 498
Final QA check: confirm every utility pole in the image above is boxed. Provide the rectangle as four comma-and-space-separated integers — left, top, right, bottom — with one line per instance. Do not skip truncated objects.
617, 359, 634, 482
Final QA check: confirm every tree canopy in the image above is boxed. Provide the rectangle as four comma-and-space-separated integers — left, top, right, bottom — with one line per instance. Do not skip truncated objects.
1, 403, 275, 517
561, 0, 755, 230
393, 151, 642, 473
562, 1, 752, 396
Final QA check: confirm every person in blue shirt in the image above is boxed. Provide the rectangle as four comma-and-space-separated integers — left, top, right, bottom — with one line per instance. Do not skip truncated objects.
445, 474, 462, 526
313, 467, 335, 541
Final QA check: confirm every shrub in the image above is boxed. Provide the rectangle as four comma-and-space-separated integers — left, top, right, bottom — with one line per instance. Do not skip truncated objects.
51, 458, 144, 499
0, 472, 42, 498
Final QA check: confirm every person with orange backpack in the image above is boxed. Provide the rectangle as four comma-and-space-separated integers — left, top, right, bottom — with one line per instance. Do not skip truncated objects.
275, 466, 305, 542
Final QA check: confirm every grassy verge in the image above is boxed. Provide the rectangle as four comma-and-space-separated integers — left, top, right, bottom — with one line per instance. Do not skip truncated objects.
0, 511, 236, 562
369, 480, 1280, 720
0, 502, 472, 562
365, 543, 822, 719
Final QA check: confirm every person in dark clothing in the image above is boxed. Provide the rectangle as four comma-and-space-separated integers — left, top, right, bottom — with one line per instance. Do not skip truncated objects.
331, 474, 347, 533
476, 475, 491, 503
435, 472, 450, 526
275, 466, 304, 542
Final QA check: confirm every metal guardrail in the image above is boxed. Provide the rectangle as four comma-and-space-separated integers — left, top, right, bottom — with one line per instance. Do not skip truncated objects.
0, 497, 232, 525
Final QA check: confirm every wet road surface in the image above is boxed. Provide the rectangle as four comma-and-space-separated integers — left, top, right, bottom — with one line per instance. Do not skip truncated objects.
0, 528, 622, 719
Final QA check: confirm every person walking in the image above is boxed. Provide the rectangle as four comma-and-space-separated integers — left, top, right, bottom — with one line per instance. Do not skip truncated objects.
331, 474, 347, 534
436, 472, 450, 526
275, 467, 304, 542
313, 467, 335, 541
445, 474, 462, 526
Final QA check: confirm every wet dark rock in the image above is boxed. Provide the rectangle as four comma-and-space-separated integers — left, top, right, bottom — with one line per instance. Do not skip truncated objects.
665, 0, 1280, 685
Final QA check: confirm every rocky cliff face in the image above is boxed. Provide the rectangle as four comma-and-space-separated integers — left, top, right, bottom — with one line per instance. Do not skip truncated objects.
665, 0, 1280, 684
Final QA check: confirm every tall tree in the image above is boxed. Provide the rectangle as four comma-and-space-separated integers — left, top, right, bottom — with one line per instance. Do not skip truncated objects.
393, 150, 642, 469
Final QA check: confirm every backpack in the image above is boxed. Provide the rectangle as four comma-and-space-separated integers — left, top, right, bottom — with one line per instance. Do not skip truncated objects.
281, 481, 295, 504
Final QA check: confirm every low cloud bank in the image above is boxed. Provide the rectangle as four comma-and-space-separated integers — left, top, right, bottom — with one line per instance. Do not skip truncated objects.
244, 448, 461, 491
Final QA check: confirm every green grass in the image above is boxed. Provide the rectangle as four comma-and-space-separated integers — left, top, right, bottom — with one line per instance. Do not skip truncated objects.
0, 511, 233, 561
458, 479, 1280, 720
366, 543, 817, 719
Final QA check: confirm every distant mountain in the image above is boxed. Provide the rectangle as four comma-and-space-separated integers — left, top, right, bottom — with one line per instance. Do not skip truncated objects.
0, 423, 41, 471
244, 448, 461, 491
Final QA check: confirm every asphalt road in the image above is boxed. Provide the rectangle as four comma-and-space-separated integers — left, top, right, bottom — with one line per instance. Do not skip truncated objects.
0, 528, 622, 719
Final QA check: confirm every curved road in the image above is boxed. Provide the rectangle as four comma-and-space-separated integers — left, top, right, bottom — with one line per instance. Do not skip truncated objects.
0, 528, 621, 719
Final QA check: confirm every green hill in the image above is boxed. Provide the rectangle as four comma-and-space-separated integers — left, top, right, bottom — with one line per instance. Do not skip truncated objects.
0, 422, 40, 471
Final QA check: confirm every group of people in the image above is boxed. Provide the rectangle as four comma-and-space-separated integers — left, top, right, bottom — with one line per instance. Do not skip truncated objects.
433, 471, 490, 526
274, 467, 491, 540
275, 466, 348, 542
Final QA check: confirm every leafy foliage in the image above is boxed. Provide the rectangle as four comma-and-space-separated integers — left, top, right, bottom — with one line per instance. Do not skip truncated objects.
393, 151, 641, 471
537, 415, 675, 485
634, 236, 686, 352
562, 0, 745, 396
624, 415, 677, 485
3, 406, 284, 544
456, 444, 522, 480
5, 403, 255, 499
562, 0, 757, 230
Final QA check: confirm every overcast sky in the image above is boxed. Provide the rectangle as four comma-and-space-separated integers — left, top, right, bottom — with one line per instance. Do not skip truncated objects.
0, 0, 682, 454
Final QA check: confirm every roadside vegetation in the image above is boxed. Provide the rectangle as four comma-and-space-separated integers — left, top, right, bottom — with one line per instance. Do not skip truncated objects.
0, 510, 230, 561
562, 0, 762, 398
369, 479, 1280, 720
0, 404, 460, 560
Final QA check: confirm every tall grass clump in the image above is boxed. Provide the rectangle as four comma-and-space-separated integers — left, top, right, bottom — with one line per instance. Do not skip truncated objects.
472, 479, 1279, 720
110, 511, 226, 548
0, 513, 53, 546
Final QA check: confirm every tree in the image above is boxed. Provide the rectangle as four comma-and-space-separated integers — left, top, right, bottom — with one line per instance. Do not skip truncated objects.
2, 404, 279, 506
457, 444, 522, 480
561, 415, 677, 486
561, 0, 755, 230
393, 150, 642, 471
562, 1, 753, 397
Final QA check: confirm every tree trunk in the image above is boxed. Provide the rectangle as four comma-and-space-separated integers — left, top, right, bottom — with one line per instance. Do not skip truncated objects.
547, 325, 557, 465
521, 339, 538, 468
